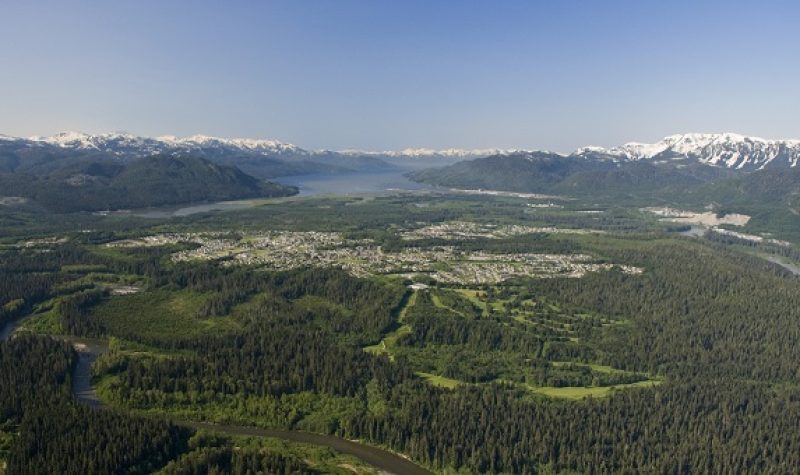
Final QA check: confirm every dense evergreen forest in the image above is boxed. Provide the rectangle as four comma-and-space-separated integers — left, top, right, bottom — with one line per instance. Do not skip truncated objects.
85, 238, 800, 473
0, 155, 298, 213
2, 194, 800, 473
0, 336, 190, 474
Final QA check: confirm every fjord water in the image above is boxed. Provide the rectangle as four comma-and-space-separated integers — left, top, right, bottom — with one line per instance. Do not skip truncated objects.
130, 170, 435, 218
274, 170, 434, 196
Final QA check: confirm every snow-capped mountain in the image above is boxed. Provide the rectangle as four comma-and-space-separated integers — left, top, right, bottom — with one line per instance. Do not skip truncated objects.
338, 147, 524, 159
4, 132, 510, 179
18, 132, 517, 161
574, 133, 800, 170
6, 131, 800, 170
26, 132, 309, 159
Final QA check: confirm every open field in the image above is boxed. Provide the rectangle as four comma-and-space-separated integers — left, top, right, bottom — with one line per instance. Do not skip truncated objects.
416, 372, 462, 389
89, 290, 242, 342
363, 291, 417, 359
527, 379, 664, 400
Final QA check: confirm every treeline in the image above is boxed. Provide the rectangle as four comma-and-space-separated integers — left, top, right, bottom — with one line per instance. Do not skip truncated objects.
59, 288, 108, 336
0, 336, 74, 419
0, 335, 191, 474
9, 230, 800, 472
527, 239, 800, 382
341, 378, 800, 473
102, 237, 800, 472
161, 446, 320, 475
167, 266, 404, 342
0, 242, 178, 331
399, 292, 544, 355
0, 246, 85, 329
8, 405, 190, 475
705, 229, 800, 262
115, 322, 411, 402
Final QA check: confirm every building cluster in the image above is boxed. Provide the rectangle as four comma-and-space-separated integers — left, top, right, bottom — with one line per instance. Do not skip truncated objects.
401, 221, 600, 241
105, 228, 641, 285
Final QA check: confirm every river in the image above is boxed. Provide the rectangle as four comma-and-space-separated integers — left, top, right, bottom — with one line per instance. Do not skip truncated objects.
182, 421, 431, 475
0, 323, 431, 474
68, 337, 109, 408
0, 319, 17, 341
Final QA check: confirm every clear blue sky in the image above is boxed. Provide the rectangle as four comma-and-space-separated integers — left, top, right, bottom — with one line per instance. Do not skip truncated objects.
2, 0, 799, 152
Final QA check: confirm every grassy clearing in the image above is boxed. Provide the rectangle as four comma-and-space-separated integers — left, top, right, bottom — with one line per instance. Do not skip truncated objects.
90, 290, 241, 342
364, 291, 417, 359
416, 372, 462, 389
527, 379, 663, 400
429, 292, 447, 309
453, 288, 513, 316
453, 289, 488, 315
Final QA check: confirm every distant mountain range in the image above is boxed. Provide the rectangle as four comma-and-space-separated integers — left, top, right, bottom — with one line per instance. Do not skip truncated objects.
0, 132, 510, 179
3, 131, 515, 159
409, 133, 800, 212
574, 133, 800, 170
3, 130, 800, 213
3, 131, 798, 171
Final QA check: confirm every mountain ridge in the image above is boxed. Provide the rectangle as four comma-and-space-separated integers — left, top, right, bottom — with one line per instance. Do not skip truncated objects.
0, 154, 298, 213
7, 131, 800, 169
15, 131, 512, 161
574, 132, 800, 170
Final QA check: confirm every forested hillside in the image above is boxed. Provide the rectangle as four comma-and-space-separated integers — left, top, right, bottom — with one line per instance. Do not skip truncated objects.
3, 194, 800, 473
0, 155, 297, 212
408, 152, 734, 199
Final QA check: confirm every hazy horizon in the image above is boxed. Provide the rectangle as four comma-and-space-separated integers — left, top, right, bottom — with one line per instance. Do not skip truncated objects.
5, 129, 800, 156
3, 0, 799, 152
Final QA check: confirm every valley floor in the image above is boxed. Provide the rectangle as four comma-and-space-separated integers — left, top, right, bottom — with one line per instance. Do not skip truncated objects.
3, 191, 800, 473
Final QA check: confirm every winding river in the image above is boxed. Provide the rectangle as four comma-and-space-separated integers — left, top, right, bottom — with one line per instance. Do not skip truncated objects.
0, 322, 431, 475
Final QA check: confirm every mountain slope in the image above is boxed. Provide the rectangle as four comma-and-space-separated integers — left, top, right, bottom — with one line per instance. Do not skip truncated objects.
0, 133, 395, 179
575, 133, 800, 170
9, 131, 799, 177
408, 152, 734, 199
692, 166, 800, 207
5, 132, 519, 178
0, 155, 297, 213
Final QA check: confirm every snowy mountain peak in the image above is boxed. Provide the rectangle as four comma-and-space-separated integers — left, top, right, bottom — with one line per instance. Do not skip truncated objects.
574, 133, 800, 169
338, 147, 525, 159
5, 131, 800, 169
6, 131, 524, 161
23, 132, 306, 158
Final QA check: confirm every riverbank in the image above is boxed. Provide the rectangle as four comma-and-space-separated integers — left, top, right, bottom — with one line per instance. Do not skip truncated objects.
66, 337, 432, 474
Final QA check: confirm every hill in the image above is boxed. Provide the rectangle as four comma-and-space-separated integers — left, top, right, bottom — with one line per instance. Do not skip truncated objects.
0, 155, 297, 212
0, 133, 399, 179
690, 166, 800, 207
408, 152, 733, 200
